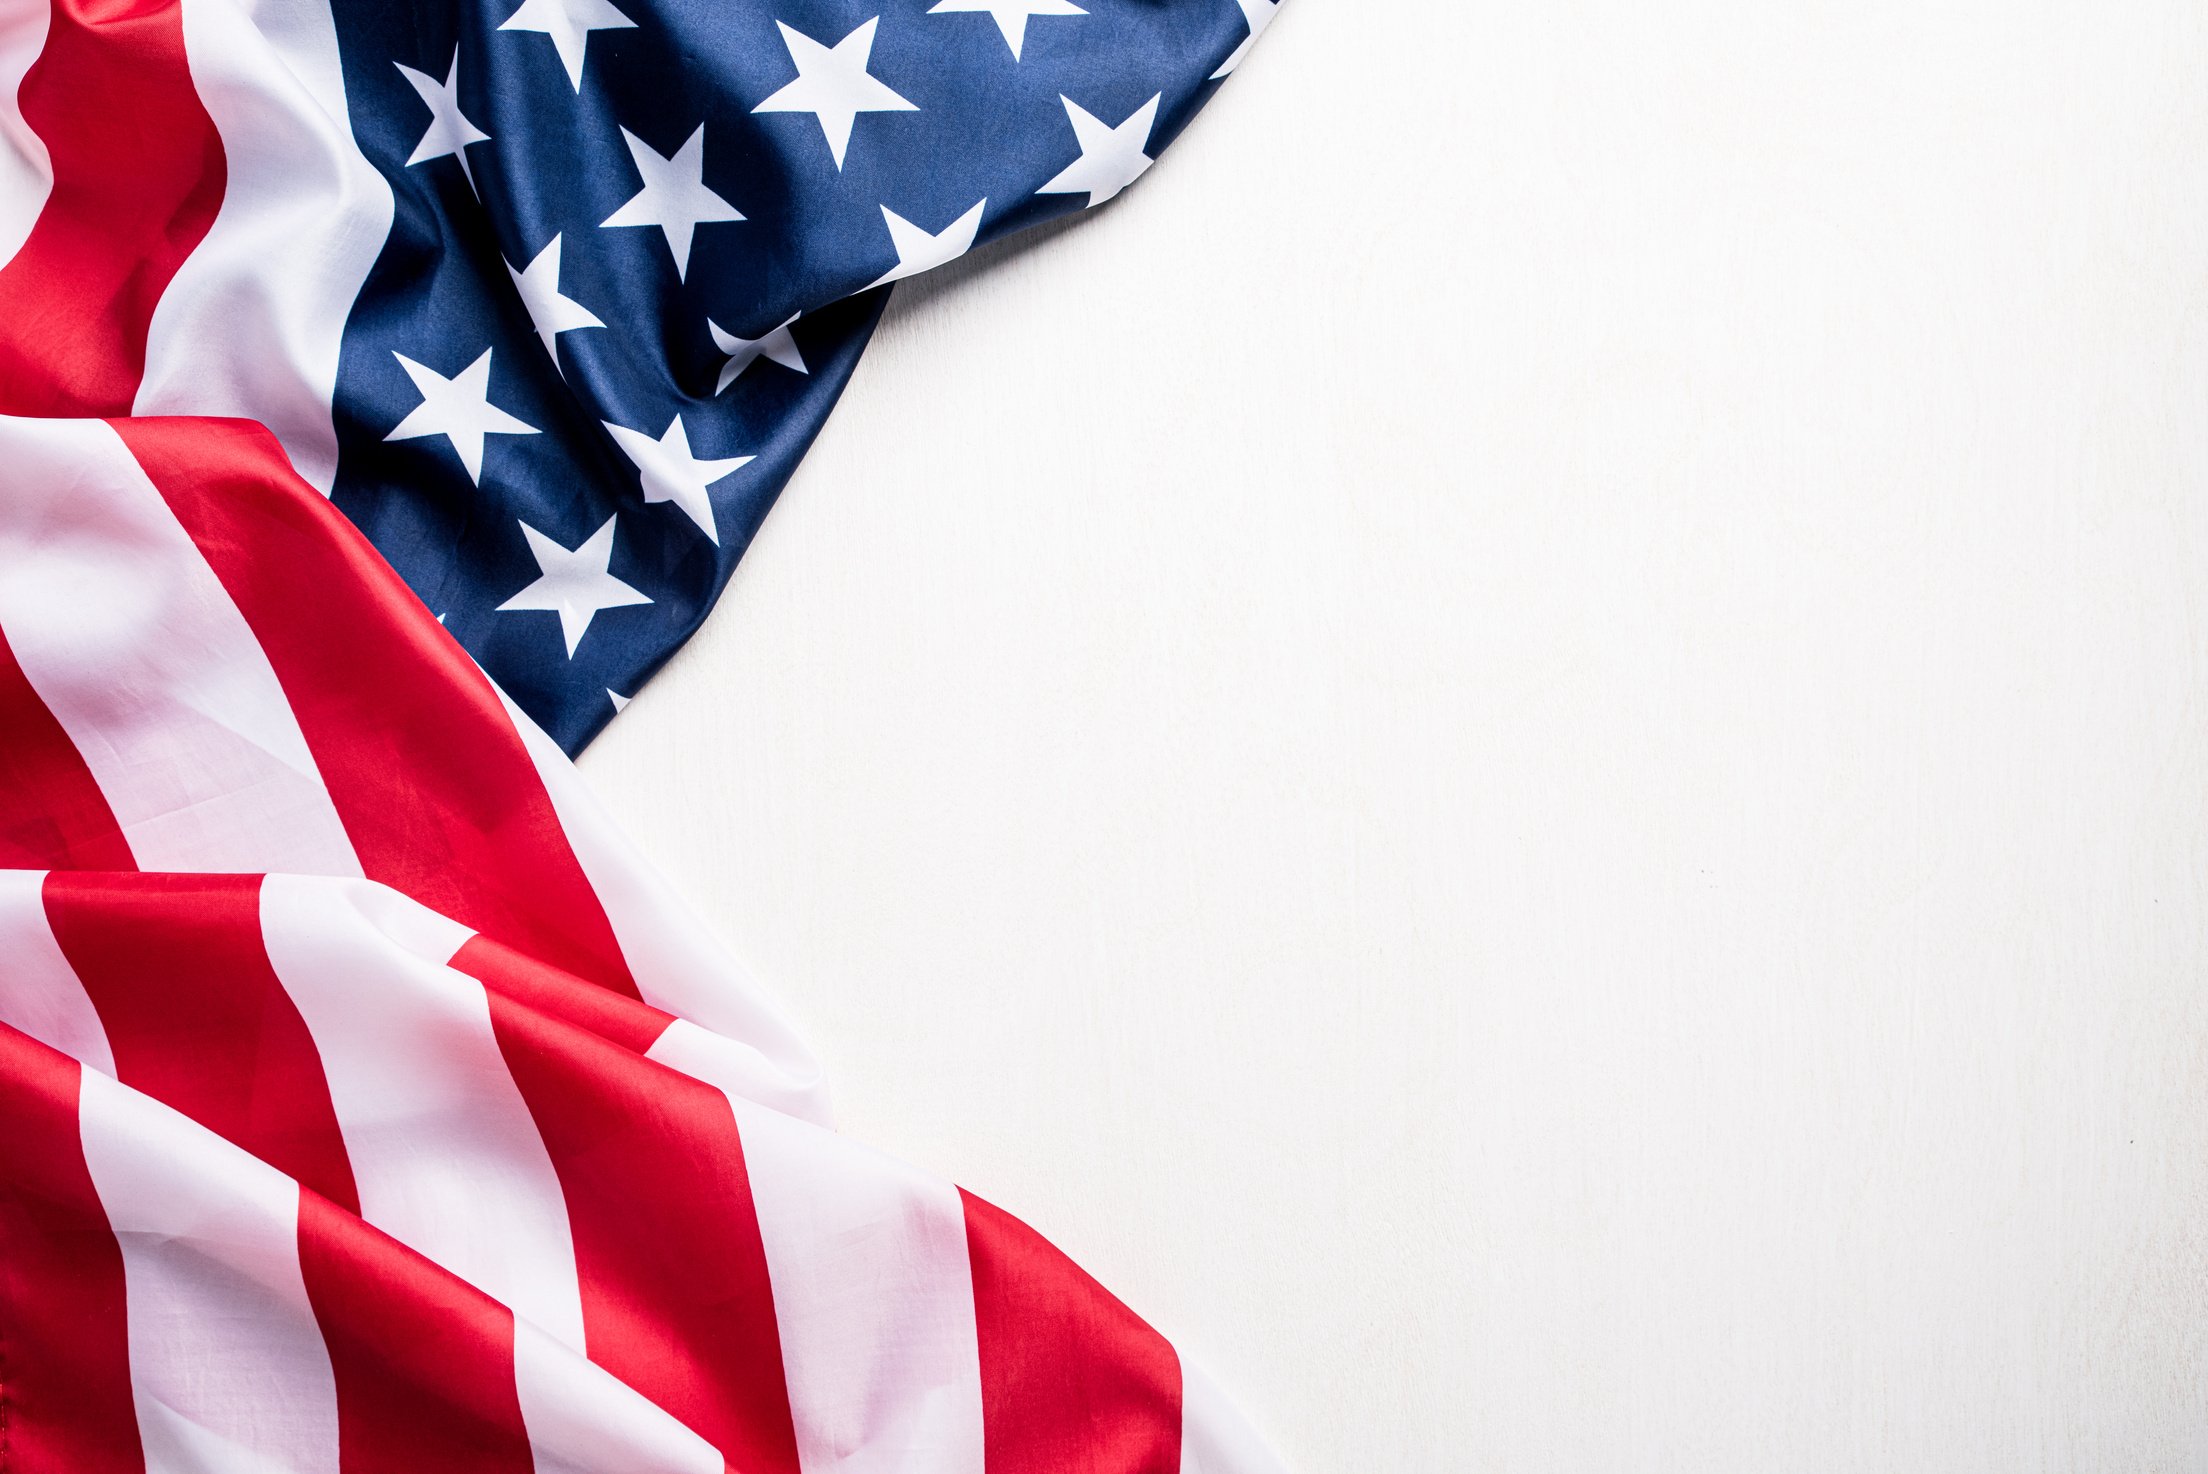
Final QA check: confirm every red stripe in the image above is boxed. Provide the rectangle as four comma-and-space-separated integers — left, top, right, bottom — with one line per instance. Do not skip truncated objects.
39, 872, 540, 1473
41, 870, 361, 1212
961, 1189, 1183, 1474
110, 415, 642, 997
0, 0, 224, 414
297, 1190, 537, 1474
0, 624, 134, 870
485, 990, 802, 1474
0, 1023, 145, 1474
450, 933, 674, 1055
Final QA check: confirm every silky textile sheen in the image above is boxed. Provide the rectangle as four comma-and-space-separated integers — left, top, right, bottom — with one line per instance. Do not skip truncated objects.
0, 0, 1284, 1469
0, 415, 1283, 1474
27, 0, 1266, 751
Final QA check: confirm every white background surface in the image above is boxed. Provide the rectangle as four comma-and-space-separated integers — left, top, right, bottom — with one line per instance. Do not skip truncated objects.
585, 3, 2208, 1468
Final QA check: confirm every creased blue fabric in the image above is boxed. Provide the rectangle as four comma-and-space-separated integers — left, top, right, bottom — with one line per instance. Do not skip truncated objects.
323, 0, 1270, 751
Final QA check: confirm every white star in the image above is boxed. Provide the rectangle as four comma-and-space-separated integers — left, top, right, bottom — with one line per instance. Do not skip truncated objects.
607, 689, 632, 712
752, 17, 915, 170
384, 348, 538, 484
601, 413, 754, 543
601, 125, 744, 281
708, 314, 807, 392
497, 516, 651, 656
499, 0, 635, 91
395, 55, 491, 188
1037, 94, 1159, 208
866, 199, 987, 289
1212, 0, 1277, 78
925, 0, 1083, 61
507, 235, 604, 365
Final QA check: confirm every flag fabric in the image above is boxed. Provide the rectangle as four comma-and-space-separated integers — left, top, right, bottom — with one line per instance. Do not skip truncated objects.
0, 0, 1275, 751
0, 417, 1280, 1473
0, 1, 1284, 1471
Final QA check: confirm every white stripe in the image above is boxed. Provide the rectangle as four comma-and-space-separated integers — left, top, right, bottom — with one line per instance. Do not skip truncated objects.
258, 872, 586, 1354
0, 868, 113, 1075
498, 685, 830, 1123
0, 417, 362, 874
136, 0, 395, 493
514, 1319, 724, 1474
1176, 1351, 1288, 1474
78, 1065, 342, 1474
651, 1020, 987, 1474
0, 0, 49, 269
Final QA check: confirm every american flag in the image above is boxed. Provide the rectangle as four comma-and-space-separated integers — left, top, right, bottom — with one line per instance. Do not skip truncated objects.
0, 1, 1281, 1470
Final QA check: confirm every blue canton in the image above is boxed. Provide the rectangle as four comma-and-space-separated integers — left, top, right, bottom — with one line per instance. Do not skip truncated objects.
320, 0, 1271, 752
